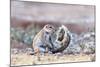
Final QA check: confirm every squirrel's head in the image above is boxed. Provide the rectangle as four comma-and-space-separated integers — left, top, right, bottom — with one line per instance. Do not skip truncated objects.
43, 24, 55, 34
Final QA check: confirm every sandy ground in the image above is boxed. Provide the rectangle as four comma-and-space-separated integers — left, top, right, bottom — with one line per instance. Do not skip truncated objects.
11, 53, 95, 66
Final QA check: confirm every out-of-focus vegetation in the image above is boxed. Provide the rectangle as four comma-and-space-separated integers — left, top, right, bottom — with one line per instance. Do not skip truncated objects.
11, 23, 44, 46
10, 24, 95, 54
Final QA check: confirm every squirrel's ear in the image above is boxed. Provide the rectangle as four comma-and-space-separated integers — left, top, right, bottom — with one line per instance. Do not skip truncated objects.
44, 25, 47, 28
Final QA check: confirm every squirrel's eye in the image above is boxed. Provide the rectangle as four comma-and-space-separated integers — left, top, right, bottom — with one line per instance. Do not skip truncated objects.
49, 26, 52, 28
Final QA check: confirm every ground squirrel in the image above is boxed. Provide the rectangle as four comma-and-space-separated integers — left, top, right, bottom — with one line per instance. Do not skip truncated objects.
32, 24, 55, 54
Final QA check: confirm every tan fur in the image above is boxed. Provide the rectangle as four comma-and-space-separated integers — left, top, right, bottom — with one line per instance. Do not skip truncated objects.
32, 24, 55, 55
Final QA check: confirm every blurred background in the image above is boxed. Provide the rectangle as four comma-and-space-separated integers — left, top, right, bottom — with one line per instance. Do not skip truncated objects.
10, 0, 95, 54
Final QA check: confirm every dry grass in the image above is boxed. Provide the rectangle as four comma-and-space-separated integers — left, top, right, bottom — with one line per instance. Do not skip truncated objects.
11, 53, 95, 66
